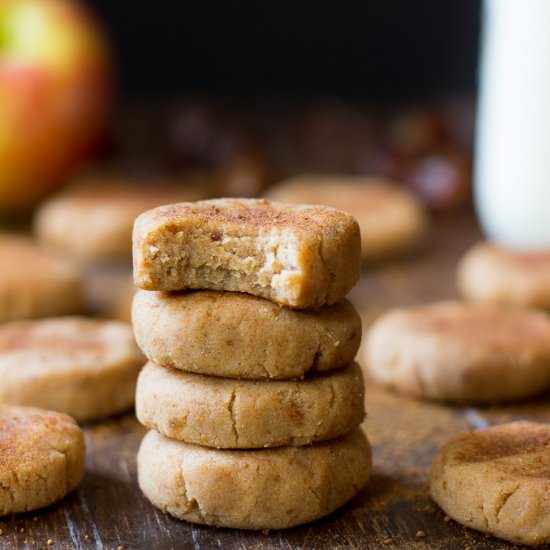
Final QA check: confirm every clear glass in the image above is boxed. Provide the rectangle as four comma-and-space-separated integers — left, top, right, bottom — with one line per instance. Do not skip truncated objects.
475, 0, 550, 250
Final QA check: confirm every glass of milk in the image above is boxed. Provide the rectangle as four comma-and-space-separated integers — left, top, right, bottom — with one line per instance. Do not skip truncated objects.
475, 0, 550, 250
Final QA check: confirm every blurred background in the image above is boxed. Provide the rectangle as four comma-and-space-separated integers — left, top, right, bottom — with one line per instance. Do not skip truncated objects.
92, 1, 480, 100
94, 0, 480, 209
0, 0, 481, 215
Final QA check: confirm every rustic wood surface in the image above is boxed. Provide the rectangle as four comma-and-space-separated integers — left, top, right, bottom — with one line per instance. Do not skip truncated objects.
2, 208, 546, 550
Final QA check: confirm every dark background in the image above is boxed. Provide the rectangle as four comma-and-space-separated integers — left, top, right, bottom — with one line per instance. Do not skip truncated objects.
89, 1, 481, 100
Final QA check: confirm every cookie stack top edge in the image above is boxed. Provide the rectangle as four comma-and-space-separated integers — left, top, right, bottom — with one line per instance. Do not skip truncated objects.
132, 198, 361, 309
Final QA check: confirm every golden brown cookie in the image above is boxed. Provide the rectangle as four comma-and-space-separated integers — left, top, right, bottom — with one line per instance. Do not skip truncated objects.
0, 317, 144, 421
137, 428, 371, 529
430, 421, 550, 546
267, 175, 428, 261
458, 241, 550, 309
0, 406, 85, 516
133, 198, 361, 309
364, 301, 550, 403
0, 234, 82, 322
132, 289, 361, 379
136, 362, 365, 448
35, 178, 207, 261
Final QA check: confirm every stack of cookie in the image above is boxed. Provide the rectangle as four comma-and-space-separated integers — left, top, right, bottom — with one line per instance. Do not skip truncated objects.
131, 198, 372, 530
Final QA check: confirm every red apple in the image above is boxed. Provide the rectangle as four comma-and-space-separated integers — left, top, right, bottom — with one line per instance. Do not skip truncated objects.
0, 0, 111, 209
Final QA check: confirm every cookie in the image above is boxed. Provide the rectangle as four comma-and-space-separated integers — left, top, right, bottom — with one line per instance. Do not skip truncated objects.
364, 301, 550, 403
0, 406, 85, 516
35, 178, 207, 261
132, 289, 361, 379
0, 317, 144, 421
458, 241, 550, 309
133, 198, 361, 309
136, 361, 364, 448
267, 175, 427, 261
430, 421, 550, 546
137, 427, 371, 529
0, 234, 82, 322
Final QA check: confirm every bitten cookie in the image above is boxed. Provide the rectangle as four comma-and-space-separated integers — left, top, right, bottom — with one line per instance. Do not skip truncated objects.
0, 406, 85, 516
0, 317, 144, 421
138, 428, 371, 529
132, 289, 361, 379
458, 241, 550, 309
267, 175, 427, 261
364, 301, 550, 403
0, 234, 82, 322
35, 178, 207, 261
136, 362, 365, 448
430, 421, 550, 546
133, 198, 361, 309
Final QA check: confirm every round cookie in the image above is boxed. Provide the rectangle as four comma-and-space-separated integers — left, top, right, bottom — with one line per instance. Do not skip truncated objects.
0, 234, 82, 322
132, 289, 361, 379
0, 406, 85, 516
266, 175, 428, 261
138, 428, 371, 530
136, 362, 365, 449
364, 301, 550, 403
35, 178, 207, 261
0, 317, 144, 421
133, 198, 361, 309
430, 421, 550, 546
458, 241, 550, 309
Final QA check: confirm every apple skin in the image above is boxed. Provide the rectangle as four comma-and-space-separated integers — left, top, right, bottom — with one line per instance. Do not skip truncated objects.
0, 0, 112, 209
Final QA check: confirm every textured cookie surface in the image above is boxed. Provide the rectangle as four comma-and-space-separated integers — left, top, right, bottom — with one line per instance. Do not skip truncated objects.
138, 428, 371, 529
458, 241, 550, 309
364, 301, 550, 403
0, 317, 144, 421
0, 406, 85, 516
431, 421, 550, 546
267, 175, 427, 261
133, 198, 361, 309
136, 362, 364, 448
132, 289, 361, 379
0, 234, 82, 322
35, 179, 206, 261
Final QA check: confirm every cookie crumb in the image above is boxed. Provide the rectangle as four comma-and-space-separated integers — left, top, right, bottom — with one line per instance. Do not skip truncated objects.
47, 539, 54, 546
117, 545, 124, 550
382, 538, 392, 545
444, 515, 451, 523
415, 530, 427, 538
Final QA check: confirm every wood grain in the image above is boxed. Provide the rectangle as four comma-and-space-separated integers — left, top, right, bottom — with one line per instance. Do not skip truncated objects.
0, 208, 542, 549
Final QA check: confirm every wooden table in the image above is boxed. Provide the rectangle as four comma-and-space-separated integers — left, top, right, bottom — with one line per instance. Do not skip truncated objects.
2, 208, 544, 549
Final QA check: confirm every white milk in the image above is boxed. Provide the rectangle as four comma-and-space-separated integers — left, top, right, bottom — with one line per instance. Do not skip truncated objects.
476, 0, 550, 250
